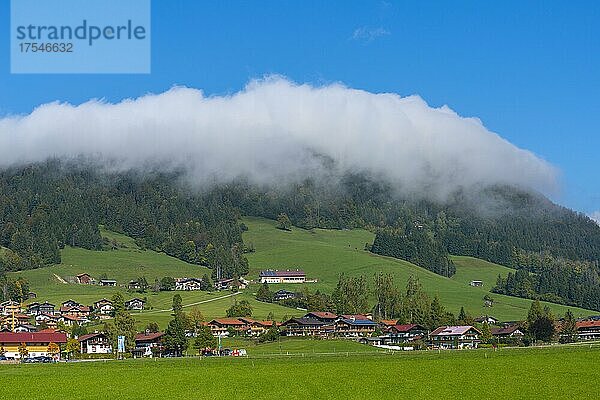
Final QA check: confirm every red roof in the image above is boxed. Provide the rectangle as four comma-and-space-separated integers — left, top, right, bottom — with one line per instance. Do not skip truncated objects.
389, 324, 421, 333
576, 320, 600, 329
0, 331, 67, 344
379, 319, 397, 326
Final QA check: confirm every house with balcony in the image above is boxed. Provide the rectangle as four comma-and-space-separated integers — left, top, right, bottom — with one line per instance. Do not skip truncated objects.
429, 325, 481, 349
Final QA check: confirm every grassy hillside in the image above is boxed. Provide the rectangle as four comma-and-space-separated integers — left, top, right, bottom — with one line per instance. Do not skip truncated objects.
8, 218, 595, 326
10, 227, 297, 328
243, 217, 593, 320
450, 256, 515, 288
2, 346, 599, 399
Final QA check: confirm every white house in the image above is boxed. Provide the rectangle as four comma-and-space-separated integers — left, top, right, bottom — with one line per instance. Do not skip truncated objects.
259, 270, 306, 284
78, 332, 112, 354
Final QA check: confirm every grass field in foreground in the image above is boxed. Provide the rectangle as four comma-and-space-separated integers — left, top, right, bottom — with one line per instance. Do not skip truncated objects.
2, 346, 599, 399
243, 217, 593, 320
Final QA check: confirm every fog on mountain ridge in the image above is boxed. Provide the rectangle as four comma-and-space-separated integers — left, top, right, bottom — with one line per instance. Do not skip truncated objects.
0, 76, 558, 201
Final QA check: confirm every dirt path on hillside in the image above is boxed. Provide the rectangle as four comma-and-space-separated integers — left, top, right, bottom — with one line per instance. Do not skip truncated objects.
143, 291, 242, 314
53, 273, 68, 284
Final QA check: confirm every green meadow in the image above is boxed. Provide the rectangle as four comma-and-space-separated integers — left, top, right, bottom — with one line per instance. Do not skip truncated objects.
9, 217, 594, 327
243, 217, 593, 320
1, 345, 599, 399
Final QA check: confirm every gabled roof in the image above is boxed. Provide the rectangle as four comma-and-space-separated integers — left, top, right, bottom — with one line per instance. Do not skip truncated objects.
135, 332, 165, 342
60, 305, 91, 312
430, 325, 480, 336
78, 332, 107, 342
341, 314, 370, 320
379, 319, 398, 326
576, 320, 600, 330
305, 311, 338, 320
0, 331, 67, 343
388, 324, 426, 333
338, 319, 377, 326
283, 317, 325, 326
259, 269, 305, 277
208, 318, 247, 326
491, 325, 523, 336
125, 298, 146, 304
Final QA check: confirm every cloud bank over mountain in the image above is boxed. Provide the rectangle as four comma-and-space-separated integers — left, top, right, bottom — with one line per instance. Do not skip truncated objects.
0, 77, 558, 199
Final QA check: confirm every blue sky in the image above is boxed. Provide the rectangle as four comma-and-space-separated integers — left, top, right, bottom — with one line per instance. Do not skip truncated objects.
0, 1, 598, 216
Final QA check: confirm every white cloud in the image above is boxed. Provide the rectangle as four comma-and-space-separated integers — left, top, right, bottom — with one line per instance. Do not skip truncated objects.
352, 26, 390, 42
590, 211, 600, 225
0, 76, 558, 199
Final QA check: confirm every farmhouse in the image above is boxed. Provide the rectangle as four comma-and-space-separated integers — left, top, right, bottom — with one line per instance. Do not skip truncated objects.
134, 331, 165, 357
125, 298, 146, 311
576, 320, 600, 341
474, 315, 499, 325
79, 332, 112, 354
0, 301, 21, 316
99, 279, 117, 287
27, 301, 55, 316
385, 324, 428, 344
76, 273, 95, 285
273, 289, 296, 301
238, 318, 281, 336
2, 313, 31, 329
61, 299, 82, 308
491, 324, 525, 341
282, 317, 329, 337
469, 280, 483, 287
429, 325, 481, 349
334, 318, 377, 337
304, 311, 339, 324
259, 269, 306, 284
60, 314, 89, 326
60, 304, 91, 319
0, 331, 67, 359
12, 323, 37, 333
175, 277, 203, 291
35, 313, 59, 328
93, 299, 114, 319
207, 319, 248, 336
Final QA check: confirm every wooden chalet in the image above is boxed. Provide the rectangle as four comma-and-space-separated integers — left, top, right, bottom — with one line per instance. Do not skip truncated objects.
282, 317, 329, 337
385, 324, 428, 344
78, 332, 112, 354
134, 332, 165, 357
125, 298, 146, 311
429, 325, 481, 349
576, 320, 600, 341
334, 318, 377, 337
0, 331, 67, 359
207, 319, 248, 336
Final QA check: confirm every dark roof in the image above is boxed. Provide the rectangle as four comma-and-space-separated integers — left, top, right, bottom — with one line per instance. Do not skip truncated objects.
259, 269, 305, 277
388, 324, 425, 333
78, 332, 107, 342
135, 332, 165, 342
338, 319, 377, 326
305, 311, 338, 320
491, 325, 523, 336
0, 331, 67, 344
125, 298, 146, 304
283, 317, 325, 326
274, 289, 296, 295
209, 318, 247, 326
